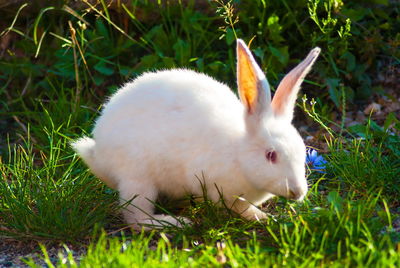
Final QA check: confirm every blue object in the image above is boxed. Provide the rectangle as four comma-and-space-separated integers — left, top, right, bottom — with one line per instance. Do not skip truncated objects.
306, 148, 327, 173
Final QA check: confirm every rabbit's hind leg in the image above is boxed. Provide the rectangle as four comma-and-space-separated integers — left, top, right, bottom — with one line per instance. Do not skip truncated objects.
118, 179, 191, 231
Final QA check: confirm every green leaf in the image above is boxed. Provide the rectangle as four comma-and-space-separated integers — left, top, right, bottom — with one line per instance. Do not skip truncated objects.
344, 86, 355, 103
162, 57, 175, 68
326, 78, 341, 107
208, 61, 225, 73
341, 52, 356, 72
253, 47, 265, 61
196, 58, 204, 72
348, 124, 367, 137
173, 39, 190, 64
267, 14, 279, 27
95, 20, 110, 41
107, 85, 118, 94
145, 25, 169, 54
93, 75, 105, 86
327, 191, 343, 212
367, 0, 388, 4
225, 28, 235, 45
119, 66, 131, 76
94, 62, 114, 76
139, 55, 159, 68
341, 8, 368, 22
384, 113, 400, 131
267, 14, 283, 42
268, 45, 288, 65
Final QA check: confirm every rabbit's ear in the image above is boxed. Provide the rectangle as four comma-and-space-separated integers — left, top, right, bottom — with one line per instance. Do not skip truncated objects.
237, 39, 271, 120
271, 47, 320, 122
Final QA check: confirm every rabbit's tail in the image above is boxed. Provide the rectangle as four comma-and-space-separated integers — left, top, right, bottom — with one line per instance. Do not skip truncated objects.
71, 137, 117, 189
71, 137, 96, 164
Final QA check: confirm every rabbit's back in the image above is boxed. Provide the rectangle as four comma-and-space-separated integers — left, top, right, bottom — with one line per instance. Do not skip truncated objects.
95, 69, 243, 138
91, 69, 244, 194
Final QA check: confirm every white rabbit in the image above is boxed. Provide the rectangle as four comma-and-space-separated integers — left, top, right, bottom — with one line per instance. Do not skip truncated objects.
71, 39, 320, 230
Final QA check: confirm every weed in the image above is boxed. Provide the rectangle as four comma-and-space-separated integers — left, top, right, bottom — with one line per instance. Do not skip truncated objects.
0, 125, 119, 242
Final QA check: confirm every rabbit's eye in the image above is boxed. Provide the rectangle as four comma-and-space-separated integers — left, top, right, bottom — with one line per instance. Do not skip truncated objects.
266, 150, 277, 163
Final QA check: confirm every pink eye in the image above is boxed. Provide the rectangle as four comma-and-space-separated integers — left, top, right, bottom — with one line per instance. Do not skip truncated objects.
266, 150, 277, 163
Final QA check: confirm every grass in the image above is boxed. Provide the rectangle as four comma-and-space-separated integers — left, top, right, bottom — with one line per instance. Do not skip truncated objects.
24, 222, 400, 267
0, 122, 119, 242
1, 121, 399, 266
1, 0, 399, 267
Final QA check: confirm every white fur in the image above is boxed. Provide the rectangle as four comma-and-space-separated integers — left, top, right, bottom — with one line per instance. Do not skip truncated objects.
72, 40, 320, 230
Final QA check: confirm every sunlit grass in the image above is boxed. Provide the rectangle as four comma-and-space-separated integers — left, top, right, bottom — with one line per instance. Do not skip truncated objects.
1, 123, 399, 266
24, 193, 400, 267
0, 125, 119, 242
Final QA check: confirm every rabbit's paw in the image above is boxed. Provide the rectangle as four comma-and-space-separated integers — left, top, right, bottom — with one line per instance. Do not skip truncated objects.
241, 206, 268, 221
136, 215, 192, 230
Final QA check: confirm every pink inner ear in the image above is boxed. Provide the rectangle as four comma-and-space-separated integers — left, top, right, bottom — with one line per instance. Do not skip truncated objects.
237, 42, 258, 113
271, 70, 302, 115
271, 47, 320, 117
271, 79, 292, 115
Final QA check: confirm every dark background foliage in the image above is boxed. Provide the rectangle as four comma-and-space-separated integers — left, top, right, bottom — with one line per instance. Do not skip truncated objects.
1, 0, 398, 118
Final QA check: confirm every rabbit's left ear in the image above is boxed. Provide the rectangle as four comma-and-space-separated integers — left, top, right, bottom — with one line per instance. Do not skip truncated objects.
237, 39, 271, 119
271, 47, 321, 122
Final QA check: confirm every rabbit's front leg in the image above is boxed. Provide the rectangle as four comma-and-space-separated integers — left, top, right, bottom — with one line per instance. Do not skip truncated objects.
240, 205, 267, 220
229, 198, 267, 221
118, 179, 191, 231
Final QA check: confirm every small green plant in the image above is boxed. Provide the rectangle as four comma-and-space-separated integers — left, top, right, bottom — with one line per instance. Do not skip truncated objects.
302, 93, 400, 199
326, 121, 400, 199
26, 192, 400, 267
0, 126, 119, 241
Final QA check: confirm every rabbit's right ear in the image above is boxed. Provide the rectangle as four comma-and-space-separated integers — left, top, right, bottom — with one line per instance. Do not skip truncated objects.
237, 39, 272, 130
271, 47, 320, 122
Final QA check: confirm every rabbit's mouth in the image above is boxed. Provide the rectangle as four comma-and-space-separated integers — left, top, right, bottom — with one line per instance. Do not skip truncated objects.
286, 187, 307, 201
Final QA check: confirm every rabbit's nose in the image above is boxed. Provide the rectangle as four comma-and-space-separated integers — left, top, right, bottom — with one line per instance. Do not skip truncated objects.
288, 187, 306, 201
